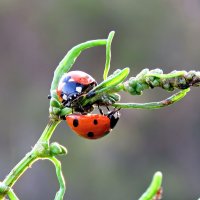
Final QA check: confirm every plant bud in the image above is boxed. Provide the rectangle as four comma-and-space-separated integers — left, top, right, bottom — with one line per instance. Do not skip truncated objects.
50, 142, 68, 156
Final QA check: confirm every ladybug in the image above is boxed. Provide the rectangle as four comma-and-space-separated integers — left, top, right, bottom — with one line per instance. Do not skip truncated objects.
57, 71, 97, 108
66, 110, 120, 139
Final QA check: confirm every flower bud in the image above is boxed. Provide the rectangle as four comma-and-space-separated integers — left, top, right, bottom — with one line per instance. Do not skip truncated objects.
50, 97, 61, 108
149, 68, 163, 74
50, 142, 68, 156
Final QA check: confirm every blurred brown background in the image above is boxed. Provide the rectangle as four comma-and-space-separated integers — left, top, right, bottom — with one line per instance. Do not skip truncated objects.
0, 0, 200, 199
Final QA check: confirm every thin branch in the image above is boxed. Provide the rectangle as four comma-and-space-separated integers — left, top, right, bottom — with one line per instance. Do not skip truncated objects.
103, 31, 115, 80
123, 69, 200, 95
113, 89, 189, 109
48, 157, 66, 200
7, 188, 20, 200
138, 171, 163, 200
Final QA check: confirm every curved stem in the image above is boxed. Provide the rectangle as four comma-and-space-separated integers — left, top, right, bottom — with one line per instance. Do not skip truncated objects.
103, 31, 115, 80
48, 157, 66, 200
51, 39, 107, 93
1, 119, 61, 196
113, 89, 189, 109
139, 171, 162, 200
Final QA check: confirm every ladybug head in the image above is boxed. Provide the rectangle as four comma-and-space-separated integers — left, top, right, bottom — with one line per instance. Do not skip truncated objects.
107, 110, 120, 129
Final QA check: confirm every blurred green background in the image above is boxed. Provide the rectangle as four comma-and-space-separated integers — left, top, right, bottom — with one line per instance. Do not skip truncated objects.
0, 0, 200, 199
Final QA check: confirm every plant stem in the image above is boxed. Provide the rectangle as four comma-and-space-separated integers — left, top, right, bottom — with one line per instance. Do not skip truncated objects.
138, 171, 162, 200
1, 119, 61, 196
51, 39, 107, 93
39, 119, 61, 142
48, 157, 66, 200
103, 31, 115, 80
2, 151, 38, 188
113, 89, 189, 109
7, 188, 20, 200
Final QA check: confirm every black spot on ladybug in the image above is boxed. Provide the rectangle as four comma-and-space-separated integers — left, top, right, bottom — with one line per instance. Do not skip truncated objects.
93, 119, 98, 125
87, 132, 94, 138
73, 119, 79, 127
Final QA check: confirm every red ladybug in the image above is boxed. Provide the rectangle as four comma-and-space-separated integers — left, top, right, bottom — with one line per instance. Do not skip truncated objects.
66, 110, 120, 139
57, 71, 97, 107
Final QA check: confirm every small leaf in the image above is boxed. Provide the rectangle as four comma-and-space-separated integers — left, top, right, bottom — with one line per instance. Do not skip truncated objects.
60, 107, 72, 117
138, 171, 163, 200
50, 97, 61, 108
88, 67, 130, 95
103, 31, 115, 80
50, 142, 68, 156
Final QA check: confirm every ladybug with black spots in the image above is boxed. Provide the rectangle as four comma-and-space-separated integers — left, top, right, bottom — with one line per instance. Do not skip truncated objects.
66, 110, 120, 139
56, 70, 97, 108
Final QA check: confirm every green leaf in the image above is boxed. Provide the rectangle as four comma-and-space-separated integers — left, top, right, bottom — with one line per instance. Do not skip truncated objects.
103, 31, 115, 80
138, 171, 162, 200
50, 142, 68, 156
88, 67, 130, 95
60, 107, 72, 117
50, 39, 107, 93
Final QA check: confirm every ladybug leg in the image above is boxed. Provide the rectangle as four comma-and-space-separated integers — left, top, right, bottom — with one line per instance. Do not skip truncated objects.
115, 108, 121, 112
97, 104, 104, 115
59, 115, 66, 120
74, 102, 85, 113
106, 106, 110, 111
112, 107, 121, 113
71, 105, 74, 114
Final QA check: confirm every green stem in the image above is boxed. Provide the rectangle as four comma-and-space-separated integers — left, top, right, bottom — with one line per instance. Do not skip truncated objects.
103, 31, 115, 80
113, 89, 189, 109
2, 119, 61, 194
2, 151, 38, 188
51, 39, 107, 93
138, 171, 162, 200
39, 119, 61, 142
48, 157, 66, 200
7, 188, 20, 200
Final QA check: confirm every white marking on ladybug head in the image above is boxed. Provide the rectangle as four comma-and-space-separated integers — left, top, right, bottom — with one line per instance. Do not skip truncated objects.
113, 112, 120, 119
63, 94, 68, 100
76, 87, 82, 93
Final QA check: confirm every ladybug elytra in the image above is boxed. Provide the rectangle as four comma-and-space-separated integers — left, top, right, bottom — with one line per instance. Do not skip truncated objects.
57, 71, 97, 108
66, 110, 120, 139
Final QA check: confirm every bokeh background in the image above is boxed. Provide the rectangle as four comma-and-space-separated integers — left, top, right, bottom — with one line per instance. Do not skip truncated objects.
0, 0, 200, 199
